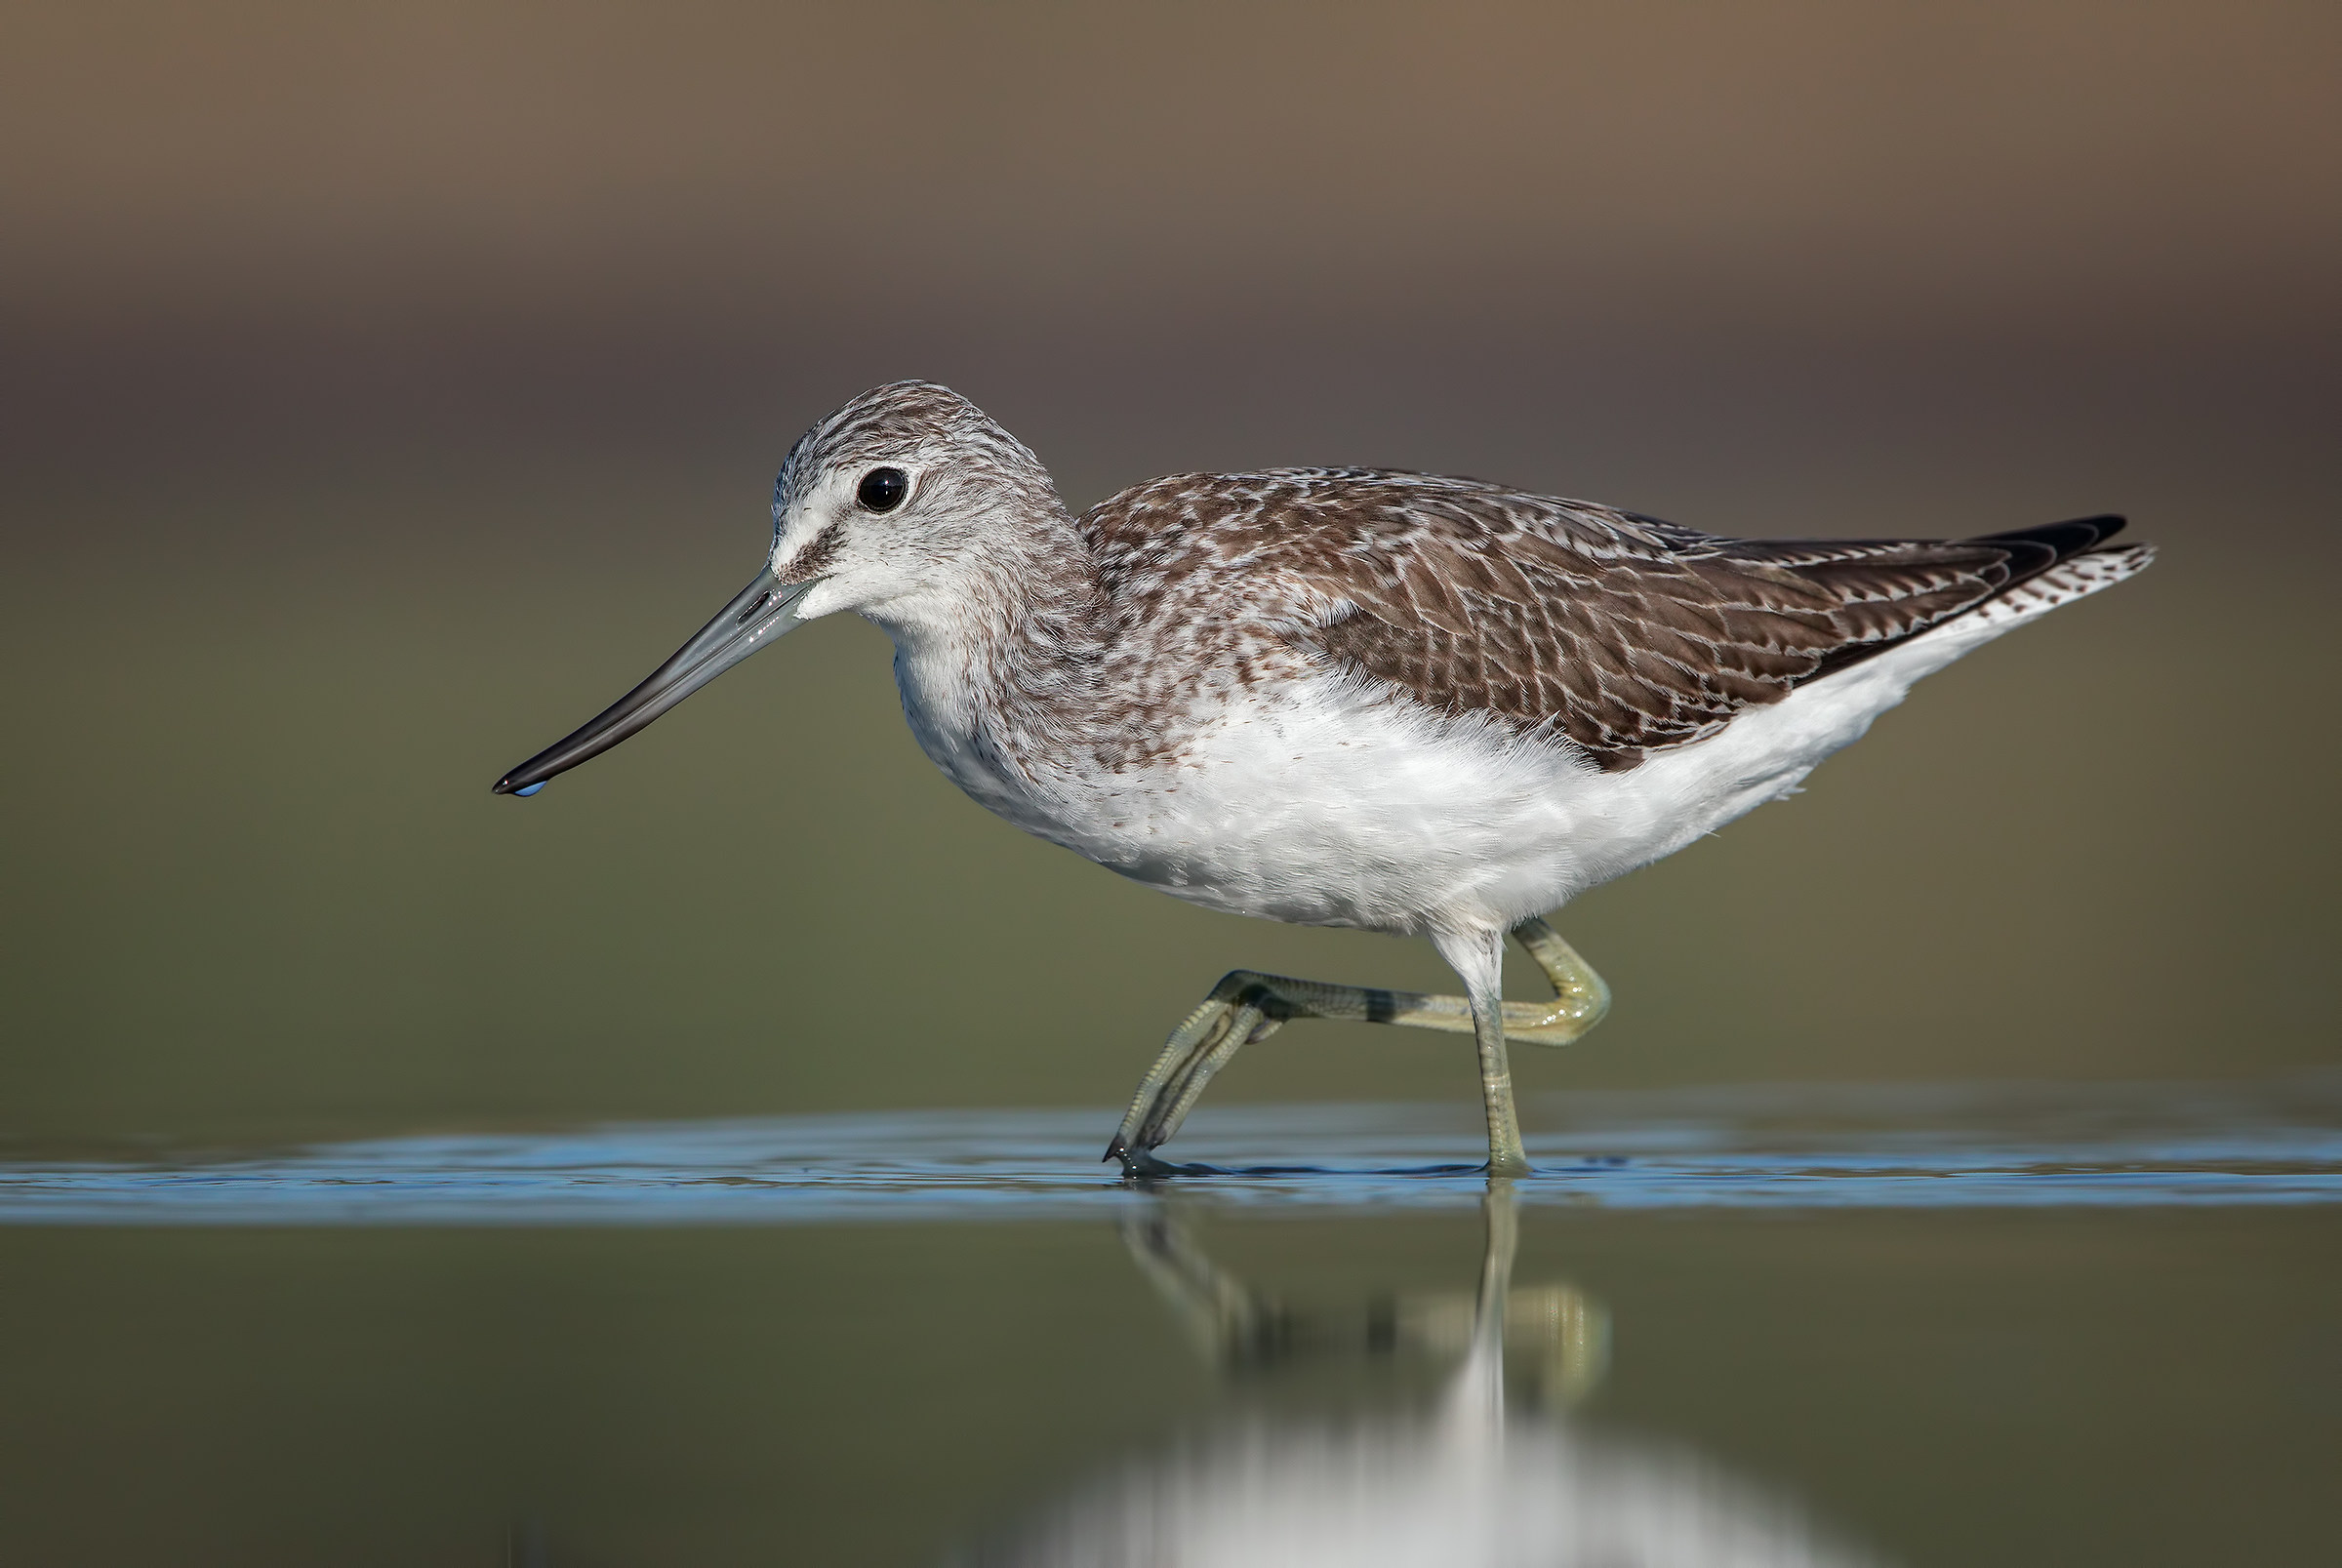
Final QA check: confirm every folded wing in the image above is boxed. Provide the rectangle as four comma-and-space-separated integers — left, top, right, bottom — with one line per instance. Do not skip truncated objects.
1203, 472, 2125, 772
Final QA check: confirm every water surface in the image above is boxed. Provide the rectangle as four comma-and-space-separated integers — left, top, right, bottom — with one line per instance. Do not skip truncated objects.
4, 1077, 2335, 1224
2, 1080, 2334, 1566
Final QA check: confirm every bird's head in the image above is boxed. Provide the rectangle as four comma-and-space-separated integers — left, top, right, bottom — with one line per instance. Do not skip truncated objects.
767, 380, 1063, 621
492, 380, 1059, 798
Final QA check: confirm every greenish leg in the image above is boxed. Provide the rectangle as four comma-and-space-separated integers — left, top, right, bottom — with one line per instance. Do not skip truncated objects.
1106, 916, 1610, 1175
1511, 915, 1612, 1028
1441, 925, 1530, 1177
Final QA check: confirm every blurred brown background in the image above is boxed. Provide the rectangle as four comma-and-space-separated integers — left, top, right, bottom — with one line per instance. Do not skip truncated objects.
3, 0, 2336, 1144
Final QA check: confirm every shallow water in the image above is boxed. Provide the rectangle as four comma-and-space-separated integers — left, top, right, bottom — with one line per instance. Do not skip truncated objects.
2, 1080, 2337, 1566
5, 1077, 2337, 1224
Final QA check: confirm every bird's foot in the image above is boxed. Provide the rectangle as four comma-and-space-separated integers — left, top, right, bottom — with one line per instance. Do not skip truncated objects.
1105, 1136, 1220, 1181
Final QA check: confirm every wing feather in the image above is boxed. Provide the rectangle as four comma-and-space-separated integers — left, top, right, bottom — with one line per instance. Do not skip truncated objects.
1079, 469, 2124, 772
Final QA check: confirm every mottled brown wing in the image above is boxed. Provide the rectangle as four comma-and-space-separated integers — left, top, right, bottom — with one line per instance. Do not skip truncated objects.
1264, 476, 2121, 771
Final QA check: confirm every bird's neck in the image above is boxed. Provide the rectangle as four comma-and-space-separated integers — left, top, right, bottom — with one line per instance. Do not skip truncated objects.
870, 510, 1110, 794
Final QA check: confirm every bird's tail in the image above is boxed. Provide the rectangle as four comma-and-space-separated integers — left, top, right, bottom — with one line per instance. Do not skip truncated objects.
1961, 514, 2155, 628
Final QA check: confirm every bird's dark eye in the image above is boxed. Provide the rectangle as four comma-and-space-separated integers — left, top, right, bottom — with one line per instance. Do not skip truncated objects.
857, 466, 909, 512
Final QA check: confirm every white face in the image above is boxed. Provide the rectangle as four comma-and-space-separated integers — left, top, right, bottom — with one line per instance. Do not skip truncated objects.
768, 431, 1057, 631
770, 453, 941, 622
758, 379, 1068, 629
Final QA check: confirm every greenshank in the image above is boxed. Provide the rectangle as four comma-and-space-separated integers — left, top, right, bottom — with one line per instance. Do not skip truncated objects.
495, 381, 2152, 1177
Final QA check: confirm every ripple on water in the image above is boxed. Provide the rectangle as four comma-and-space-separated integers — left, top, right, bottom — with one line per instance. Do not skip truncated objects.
1, 1077, 2337, 1225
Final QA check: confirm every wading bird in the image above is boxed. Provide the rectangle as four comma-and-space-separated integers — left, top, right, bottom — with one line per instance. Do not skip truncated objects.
494, 382, 2151, 1177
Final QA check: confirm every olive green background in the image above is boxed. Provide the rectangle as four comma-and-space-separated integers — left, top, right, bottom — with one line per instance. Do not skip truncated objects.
3, 1, 2337, 1146
3, 1208, 2334, 1565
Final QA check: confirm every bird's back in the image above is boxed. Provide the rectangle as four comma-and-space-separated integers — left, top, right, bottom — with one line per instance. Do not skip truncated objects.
1079, 467, 2149, 775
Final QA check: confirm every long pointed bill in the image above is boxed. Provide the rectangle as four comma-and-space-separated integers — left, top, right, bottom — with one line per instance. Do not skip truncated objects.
492, 566, 815, 796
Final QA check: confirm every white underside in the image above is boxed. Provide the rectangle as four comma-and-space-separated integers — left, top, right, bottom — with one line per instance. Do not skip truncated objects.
895, 553, 2142, 940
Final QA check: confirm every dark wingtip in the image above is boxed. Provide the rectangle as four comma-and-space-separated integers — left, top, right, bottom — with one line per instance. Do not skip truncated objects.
1975, 513, 2128, 559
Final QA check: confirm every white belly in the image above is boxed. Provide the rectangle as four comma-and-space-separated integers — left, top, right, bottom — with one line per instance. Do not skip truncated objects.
899, 602, 2046, 938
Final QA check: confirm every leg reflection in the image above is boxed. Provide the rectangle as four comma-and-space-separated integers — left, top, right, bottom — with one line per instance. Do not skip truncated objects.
959, 1190, 1881, 1566
1118, 1202, 1302, 1372
1117, 1183, 1608, 1412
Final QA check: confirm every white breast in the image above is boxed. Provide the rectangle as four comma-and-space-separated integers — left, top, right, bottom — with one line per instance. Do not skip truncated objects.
888, 588, 2073, 938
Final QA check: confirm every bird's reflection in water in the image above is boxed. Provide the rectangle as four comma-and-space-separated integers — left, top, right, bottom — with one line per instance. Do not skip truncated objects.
960, 1186, 1881, 1568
